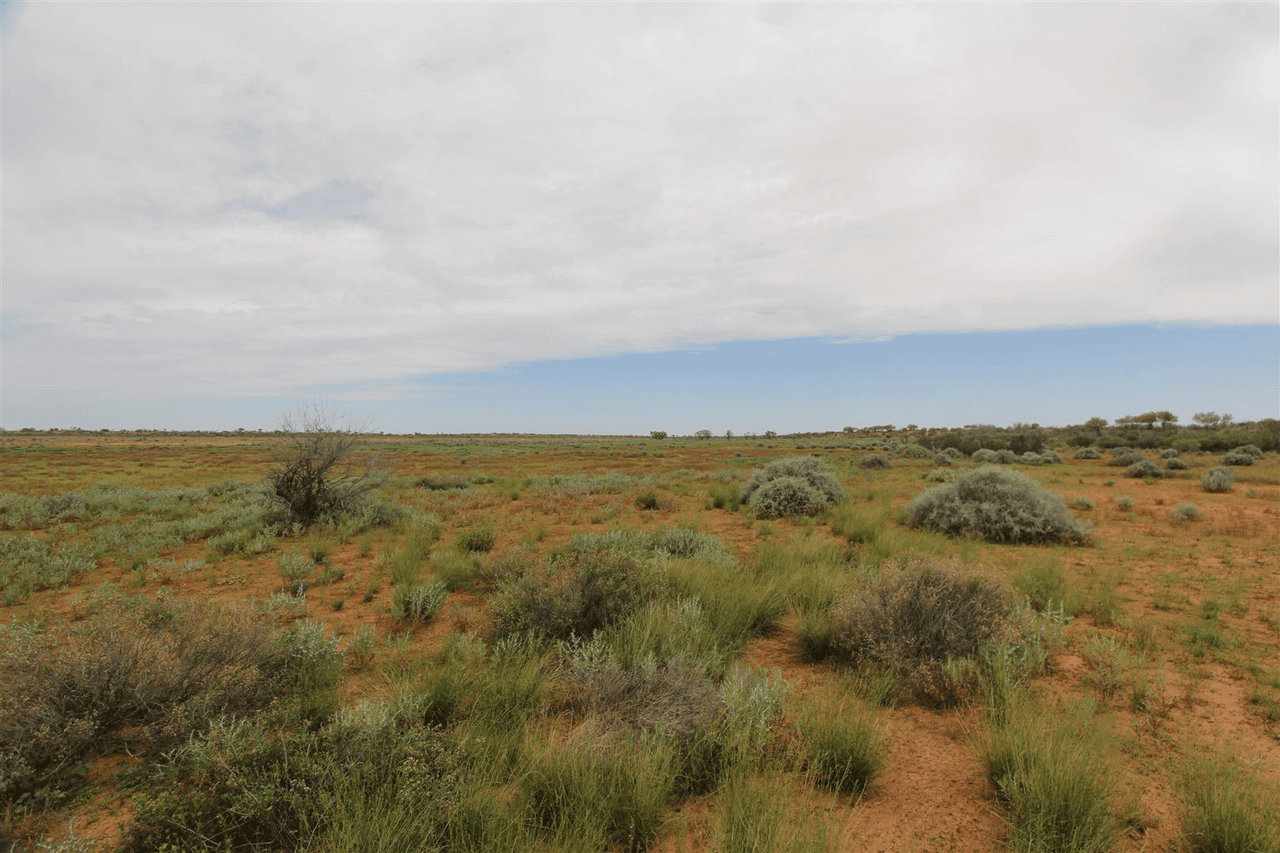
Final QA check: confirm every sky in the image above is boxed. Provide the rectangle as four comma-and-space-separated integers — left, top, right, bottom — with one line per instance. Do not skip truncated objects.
1, 3, 1276, 434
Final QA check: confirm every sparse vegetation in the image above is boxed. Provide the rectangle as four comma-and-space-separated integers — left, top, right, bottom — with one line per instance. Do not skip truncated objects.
739, 457, 846, 519
1202, 467, 1236, 493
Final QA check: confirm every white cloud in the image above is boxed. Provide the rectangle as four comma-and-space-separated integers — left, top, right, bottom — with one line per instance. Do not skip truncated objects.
3, 3, 1275, 406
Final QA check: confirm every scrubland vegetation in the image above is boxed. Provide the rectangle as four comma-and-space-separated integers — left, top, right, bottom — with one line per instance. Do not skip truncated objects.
1, 415, 1278, 852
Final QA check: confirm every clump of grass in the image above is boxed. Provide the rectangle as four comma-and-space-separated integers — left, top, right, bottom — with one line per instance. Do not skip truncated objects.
906, 468, 1091, 545
1181, 752, 1280, 853
391, 581, 448, 623
985, 694, 1119, 853
456, 525, 496, 553
1202, 467, 1236, 493
1072, 496, 1095, 510
1012, 555, 1082, 616
795, 684, 885, 795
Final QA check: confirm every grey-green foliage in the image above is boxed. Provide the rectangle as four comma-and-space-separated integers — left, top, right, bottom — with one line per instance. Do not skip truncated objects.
859, 454, 892, 470
1221, 450, 1255, 466
995, 450, 1019, 464
1106, 451, 1144, 467
933, 452, 954, 467
1235, 444, 1265, 459
1165, 457, 1188, 471
897, 444, 930, 459
1039, 451, 1063, 464
1073, 447, 1102, 460
391, 581, 448, 622
1201, 467, 1236, 493
739, 457, 845, 519
972, 449, 1000, 464
923, 468, 955, 483
1125, 459, 1164, 479
907, 468, 1091, 545
0, 535, 97, 605
566, 527, 735, 567
1160, 448, 1181, 459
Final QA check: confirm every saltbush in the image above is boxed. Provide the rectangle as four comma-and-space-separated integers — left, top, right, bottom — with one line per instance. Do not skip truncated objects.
859, 453, 892, 470
972, 449, 1000, 464
1073, 448, 1102, 460
933, 452, 954, 467
1160, 448, 1181, 459
1125, 459, 1164, 479
906, 468, 1091, 545
1201, 467, 1236, 493
995, 450, 1019, 464
1106, 451, 1144, 468
1165, 457, 1188, 471
739, 457, 845, 519
1221, 450, 1254, 466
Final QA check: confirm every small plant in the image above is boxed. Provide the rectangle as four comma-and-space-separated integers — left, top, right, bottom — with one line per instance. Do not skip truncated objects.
1125, 459, 1164, 479
859, 453, 891, 470
1083, 634, 1128, 700
457, 525, 497, 553
1221, 450, 1254, 466
922, 468, 954, 483
1171, 503, 1203, 522
906, 467, 1091, 545
1202, 467, 1236, 493
1181, 752, 1280, 853
972, 448, 1000, 464
635, 490, 660, 510
796, 686, 885, 794
1072, 496, 1095, 510
739, 457, 846, 519
1114, 496, 1134, 510
1165, 457, 1188, 470
392, 581, 448, 622
1073, 447, 1102, 460
346, 624, 376, 667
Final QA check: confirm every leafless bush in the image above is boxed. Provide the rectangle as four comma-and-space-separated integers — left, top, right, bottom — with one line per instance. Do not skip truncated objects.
267, 403, 390, 529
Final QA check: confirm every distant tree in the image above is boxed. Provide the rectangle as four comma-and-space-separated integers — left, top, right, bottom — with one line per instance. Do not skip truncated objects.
1084, 417, 1108, 434
1154, 411, 1178, 429
764, 430, 778, 439
1192, 412, 1221, 429
906, 424, 919, 431
695, 429, 712, 440
725, 430, 734, 440
649, 431, 668, 440
1133, 412, 1159, 429
842, 426, 855, 435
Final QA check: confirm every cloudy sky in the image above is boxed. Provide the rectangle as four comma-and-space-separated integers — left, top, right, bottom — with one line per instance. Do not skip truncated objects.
2, 3, 1276, 433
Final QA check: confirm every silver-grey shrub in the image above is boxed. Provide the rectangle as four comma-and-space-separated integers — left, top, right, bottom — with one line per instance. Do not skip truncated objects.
1125, 459, 1164, 479
1160, 448, 1181, 459
995, 450, 1020, 464
972, 449, 1000, 464
906, 468, 1091, 545
739, 457, 845, 519
1165, 457, 1188, 471
1073, 447, 1102, 460
1201, 467, 1235, 493
859, 453, 892, 470
1221, 450, 1254, 466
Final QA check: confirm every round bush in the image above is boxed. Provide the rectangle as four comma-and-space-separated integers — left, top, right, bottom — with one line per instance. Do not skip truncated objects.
1039, 451, 1063, 465
748, 476, 827, 519
1201, 467, 1235, 494
922, 468, 955, 483
906, 468, 1091, 545
1160, 448, 1181, 459
971, 449, 999, 464
1165, 457, 1188, 471
1235, 444, 1264, 459
939, 447, 964, 461
995, 450, 1019, 464
1106, 451, 1144, 467
739, 456, 846, 509
1125, 459, 1164, 479
1073, 447, 1102, 460
933, 452, 954, 467
859, 454, 892, 470
1221, 450, 1254, 466
898, 443, 931, 459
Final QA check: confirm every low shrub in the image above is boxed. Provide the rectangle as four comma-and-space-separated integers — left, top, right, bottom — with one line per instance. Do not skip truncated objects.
922, 468, 954, 483
1171, 504, 1203, 522
1165, 457, 1188, 470
972, 449, 1000, 464
938, 447, 964, 461
1125, 459, 1164, 479
1107, 451, 1144, 467
1202, 467, 1236, 494
1235, 444, 1265, 460
488, 548, 661, 643
995, 450, 1019, 464
859, 454, 891, 470
739, 457, 845, 510
898, 443, 931, 458
746, 476, 827, 519
1072, 496, 1095, 510
828, 556, 1019, 706
1073, 448, 1102, 460
1039, 451, 1063, 464
906, 468, 1091, 545
1114, 496, 1134, 510
1221, 450, 1254, 466
1160, 448, 1181, 459
933, 452, 954, 467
